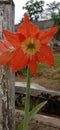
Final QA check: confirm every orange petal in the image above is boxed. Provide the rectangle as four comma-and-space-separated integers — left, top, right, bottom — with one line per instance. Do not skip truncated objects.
11, 48, 28, 72
18, 14, 39, 38
40, 26, 58, 45
0, 40, 12, 50
35, 30, 47, 39
2, 40, 12, 48
0, 52, 12, 65
29, 60, 37, 77
0, 41, 7, 52
37, 45, 54, 66
3, 30, 25, 48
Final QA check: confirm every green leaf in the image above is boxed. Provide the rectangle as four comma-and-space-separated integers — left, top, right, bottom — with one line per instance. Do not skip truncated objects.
17, 101, 47, 130
29, 101, 47, 121
17, 121, 23, 130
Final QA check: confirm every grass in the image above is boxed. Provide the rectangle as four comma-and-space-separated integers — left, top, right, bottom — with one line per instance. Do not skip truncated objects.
54, 54, 60, 68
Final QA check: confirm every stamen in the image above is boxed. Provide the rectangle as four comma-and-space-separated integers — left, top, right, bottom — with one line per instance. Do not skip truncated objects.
9, 46, 15, 54
22, 38, 39, 55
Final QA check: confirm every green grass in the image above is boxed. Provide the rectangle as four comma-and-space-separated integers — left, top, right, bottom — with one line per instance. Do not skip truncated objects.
54, 54, 60, 68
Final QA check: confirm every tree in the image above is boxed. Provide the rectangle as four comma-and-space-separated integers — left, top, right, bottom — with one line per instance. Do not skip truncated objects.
23, 0, 45, 22
52, 10, 60, 40
0, 1, 15, 130
46, 1, 60, 18
46, 1, 60, 40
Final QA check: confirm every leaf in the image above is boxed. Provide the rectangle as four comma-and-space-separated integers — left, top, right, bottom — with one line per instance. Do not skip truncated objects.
17, 101, 47, 130
29, 101, 47, 121
17, 121, 23, 130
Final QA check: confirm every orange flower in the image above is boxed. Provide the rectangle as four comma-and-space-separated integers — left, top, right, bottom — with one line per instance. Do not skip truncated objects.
0, 33, 25, 66
2, 14, 58, 76
0, 40, 16, 65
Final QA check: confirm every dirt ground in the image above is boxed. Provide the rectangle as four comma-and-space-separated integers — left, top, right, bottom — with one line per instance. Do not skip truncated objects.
15, 69, 60, 92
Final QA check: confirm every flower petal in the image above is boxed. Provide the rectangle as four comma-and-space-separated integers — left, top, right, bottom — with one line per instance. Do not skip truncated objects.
0, 41, 7, 52
18, 14, 39, 38
11, 48, 29, 72
37, 45, 54, 66
29, 60, 37, 76
0, 52, 12, 65
3, 30, 25, 48
39, 26, 58, 45
0, 40, 13, 50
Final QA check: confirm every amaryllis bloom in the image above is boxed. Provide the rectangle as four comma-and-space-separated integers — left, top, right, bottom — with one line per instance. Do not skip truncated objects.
0, 40, 15, 65
2, 14, 58, 76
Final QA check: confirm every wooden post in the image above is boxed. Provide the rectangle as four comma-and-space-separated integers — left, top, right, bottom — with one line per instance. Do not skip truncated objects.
0, 1, 15, 130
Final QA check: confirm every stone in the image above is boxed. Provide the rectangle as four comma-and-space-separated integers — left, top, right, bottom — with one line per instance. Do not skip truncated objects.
15, 109, 60, 130
15, 81, 60, 116
15, 81, 60, 98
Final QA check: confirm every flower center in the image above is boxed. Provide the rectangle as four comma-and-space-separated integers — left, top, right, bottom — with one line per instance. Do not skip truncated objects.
22, 38, 39, 55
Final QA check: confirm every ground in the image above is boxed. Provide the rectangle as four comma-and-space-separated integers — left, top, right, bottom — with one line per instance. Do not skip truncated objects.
15, 71, 60, 91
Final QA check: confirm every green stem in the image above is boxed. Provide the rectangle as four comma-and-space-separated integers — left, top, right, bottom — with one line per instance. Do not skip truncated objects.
23, 66, 31, 130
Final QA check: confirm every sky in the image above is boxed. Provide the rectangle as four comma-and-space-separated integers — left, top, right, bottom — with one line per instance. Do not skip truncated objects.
13, 0, 60, 24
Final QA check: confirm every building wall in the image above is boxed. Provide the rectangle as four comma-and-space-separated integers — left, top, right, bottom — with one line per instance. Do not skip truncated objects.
15, 19, 54, 32
33, 19, 54, 30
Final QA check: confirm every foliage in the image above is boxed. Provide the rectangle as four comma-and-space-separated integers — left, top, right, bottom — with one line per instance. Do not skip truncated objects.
54, 54, 60, 68
17, 101, 47, 130
46, 1, 60, 17
46, 1, 60, 40
23, 0, 45, 22
15, 68, 27, 76
52, 10, 60, 40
